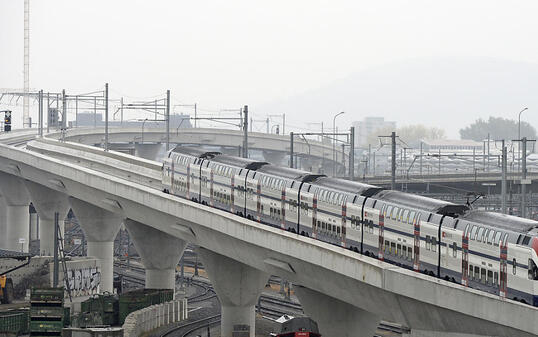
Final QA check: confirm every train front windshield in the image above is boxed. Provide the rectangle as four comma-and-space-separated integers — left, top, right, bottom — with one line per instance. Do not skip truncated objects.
529, 259, 538, 280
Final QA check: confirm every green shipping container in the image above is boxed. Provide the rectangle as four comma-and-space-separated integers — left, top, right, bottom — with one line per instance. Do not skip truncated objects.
30, 319, 64, 333
30, 307, 64, 318
64, 307, 70, 327
118, 288, 173, 324
30, 288, 64, 304
0, 310, 30, 335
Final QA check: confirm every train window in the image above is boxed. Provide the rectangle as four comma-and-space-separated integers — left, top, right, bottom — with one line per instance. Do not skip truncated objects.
391, 242, 396, 254
474, 266, 480, 280
487, 230, 495, 245
469, 265, 474, 279
493, 232, 501, 246
385, 205, 392, 218
494, 272, 499, 285
426, 236, 431, 250
470, 226, 477, 240
487, 270, 493, 286
402, 210, 409, 223
481, 268, 486, 284
522, 236, 531, 245
391, 207, 398, 220
337, 227, 340, 236
452, 243, 457, 258
432, 237, 437, 252
513, 259, 517, 275
408, 211, 416, 224
397, 244, 402, 256
369, 223, 374, 234
476, 227, 484, 242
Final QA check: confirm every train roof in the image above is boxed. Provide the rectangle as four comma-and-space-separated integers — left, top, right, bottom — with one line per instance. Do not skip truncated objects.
170, 146, 221, 159
279, 317, 319, 334
256, 165, 324, 182
211, 154, 268, 170
311, 177, 383, 197
461, 210, 538, 234
374, 190, 469, 216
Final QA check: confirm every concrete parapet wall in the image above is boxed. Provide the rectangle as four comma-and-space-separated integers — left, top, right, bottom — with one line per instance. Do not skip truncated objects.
404, 330, 496, 337
122, 298, 188, 337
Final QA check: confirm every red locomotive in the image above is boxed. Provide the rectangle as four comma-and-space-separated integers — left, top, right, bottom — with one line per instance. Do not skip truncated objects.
276, 317, 321, 337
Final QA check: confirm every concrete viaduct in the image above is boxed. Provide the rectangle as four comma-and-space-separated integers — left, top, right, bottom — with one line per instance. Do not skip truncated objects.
0, 129, 536, 337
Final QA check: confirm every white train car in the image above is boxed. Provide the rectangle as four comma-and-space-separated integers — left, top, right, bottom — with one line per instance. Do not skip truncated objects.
162, 146, 538, 307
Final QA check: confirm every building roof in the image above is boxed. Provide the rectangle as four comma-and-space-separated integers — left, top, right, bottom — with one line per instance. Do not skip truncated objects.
421, 139, 482, 147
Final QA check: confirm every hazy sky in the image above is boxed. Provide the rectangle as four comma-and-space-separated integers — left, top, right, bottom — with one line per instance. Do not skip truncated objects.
1, 0, 538, 134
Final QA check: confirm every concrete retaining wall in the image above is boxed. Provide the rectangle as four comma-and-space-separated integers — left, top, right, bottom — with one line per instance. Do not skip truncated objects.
122, 298, 188, 337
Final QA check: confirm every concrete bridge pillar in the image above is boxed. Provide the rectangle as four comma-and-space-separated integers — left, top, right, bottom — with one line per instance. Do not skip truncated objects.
294, 285, 381, 337
0, 172, 30, 252
69, 197, 123, 293
124, 219, 186, 292
262, 150, 286, 166
198, 247, 269, 337
29, 206, 38, 241
134, 143, 163, 161
24, 181, 70, 256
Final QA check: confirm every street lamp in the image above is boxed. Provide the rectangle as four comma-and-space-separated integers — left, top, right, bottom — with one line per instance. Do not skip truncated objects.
333, 111, 345, 176
517, 107, 528, 172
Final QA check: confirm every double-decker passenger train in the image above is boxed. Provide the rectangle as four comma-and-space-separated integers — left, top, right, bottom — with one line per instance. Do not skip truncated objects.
162, 146, 538, 306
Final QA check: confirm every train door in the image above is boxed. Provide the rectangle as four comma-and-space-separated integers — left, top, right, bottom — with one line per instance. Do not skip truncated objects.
284, 182, 299, 232
340, 195, 348, 248
245, 172, 259, 220
200, 163, 211, 205
378, 204, 386, 261
280, 184, 287, 230
209, 169, 214, 206
298, 184, 314, 236
499, 238, 508, 298
461, 224, 470, 286
311, 188, 318, 238
169, 160, 175, 194
186, 163, 191, 200
231, 173, 235, 213
413, 214, 421, 272
256, 180, 262, 222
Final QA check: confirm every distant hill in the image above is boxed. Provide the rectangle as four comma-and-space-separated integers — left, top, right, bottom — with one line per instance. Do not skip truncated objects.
257, 57, 538, 138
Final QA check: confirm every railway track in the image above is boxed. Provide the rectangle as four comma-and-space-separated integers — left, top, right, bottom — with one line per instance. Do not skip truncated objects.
114, 261, 408, 336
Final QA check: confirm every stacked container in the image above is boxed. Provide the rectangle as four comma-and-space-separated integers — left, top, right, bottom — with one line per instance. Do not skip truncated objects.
0, 309, 30, 336
29, 287, 65, 337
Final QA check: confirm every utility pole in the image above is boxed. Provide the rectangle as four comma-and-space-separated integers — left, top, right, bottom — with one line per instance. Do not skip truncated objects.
391, 132, 396, 190
289, 132, 294, 168
166, 90, 170, 151
419, 141, 423, 176
282, 113, 285, 135
487, 133, 490, 172
53, 212, 59, 287
501, 140, 507, 214
46, 93, 50, 133
242, 105, 248, 158
23, 0, 30, 128
62, 89, 67, 129
75, 96, 78, 127
104, 83, 109, 151
266, 118, 270, 134
38, 90, 43, 137
349, 126, 355, 180
521, 137, 527, 218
